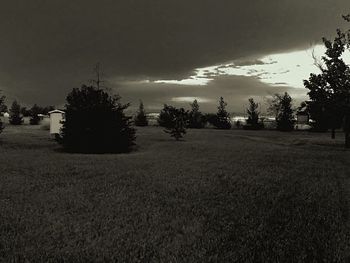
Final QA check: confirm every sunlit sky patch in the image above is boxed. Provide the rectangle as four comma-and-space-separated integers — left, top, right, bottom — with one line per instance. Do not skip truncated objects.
154, 44, 350, 90
171, 97, 213, 103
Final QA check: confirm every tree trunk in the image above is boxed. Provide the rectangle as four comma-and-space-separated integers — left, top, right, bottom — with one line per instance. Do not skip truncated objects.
331, 128, 335, 139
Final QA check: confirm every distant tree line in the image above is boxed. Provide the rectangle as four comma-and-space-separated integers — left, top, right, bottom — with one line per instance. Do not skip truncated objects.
1, 98, 55, 126
154, 94, 295, 140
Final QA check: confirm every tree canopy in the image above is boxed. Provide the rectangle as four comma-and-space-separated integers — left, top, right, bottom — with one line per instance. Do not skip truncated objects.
9, 100, 23, 125
60, 85, 136, 153
304, 15, 350, 146
245, 98, 264, 130
269, 93, 294, 131
134, 100, 148, 127
188, 99, 205, 128
213, 97, 231, 129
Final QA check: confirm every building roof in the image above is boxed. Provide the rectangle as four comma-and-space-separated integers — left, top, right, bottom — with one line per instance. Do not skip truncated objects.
48, 109, 65, 114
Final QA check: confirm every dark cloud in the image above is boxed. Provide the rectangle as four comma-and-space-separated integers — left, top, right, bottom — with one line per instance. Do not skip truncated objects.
0, 0, 349, 107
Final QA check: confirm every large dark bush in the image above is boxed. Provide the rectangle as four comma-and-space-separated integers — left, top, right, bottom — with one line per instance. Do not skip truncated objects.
59, 85, 136, 153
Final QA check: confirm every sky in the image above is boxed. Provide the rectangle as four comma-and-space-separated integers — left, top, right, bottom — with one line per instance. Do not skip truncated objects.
1, 0, 350, 113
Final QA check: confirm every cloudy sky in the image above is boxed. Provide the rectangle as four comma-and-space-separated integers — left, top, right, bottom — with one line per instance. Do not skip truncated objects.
1, 0, 350, 113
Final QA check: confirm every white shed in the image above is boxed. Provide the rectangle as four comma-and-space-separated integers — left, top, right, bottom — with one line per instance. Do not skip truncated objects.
48, 110, 65, 134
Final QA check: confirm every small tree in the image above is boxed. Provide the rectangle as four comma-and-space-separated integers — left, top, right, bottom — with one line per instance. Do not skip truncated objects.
0, 92, 5, 134
158, 104, 188, 128
0, 93, 7, 114
134, 100, 148, 126
29, 104, 43, 125
165, 114, 186, 141
244, 98, 264, 130
60, 85, 136, 153
188, 99, 205, 128
9, 100, 23, 125
0, 118, 3, 134
269, 93, 294, 131
20, 107, 31, 117
163, 107, 187, 140
213, 97, 231, 129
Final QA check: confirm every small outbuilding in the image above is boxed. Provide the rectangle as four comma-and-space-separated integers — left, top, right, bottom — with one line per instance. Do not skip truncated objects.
295, 111, 310, 130
48, 110, 65, 135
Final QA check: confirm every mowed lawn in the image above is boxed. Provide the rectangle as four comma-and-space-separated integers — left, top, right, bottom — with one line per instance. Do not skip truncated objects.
0, 125, 349, 262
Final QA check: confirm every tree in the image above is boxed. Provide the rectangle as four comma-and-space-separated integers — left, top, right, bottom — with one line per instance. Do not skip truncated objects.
0, 93, 7, 114
0, 92, 5, 134
163, 107, 187, 140
0, 118, 3, 134
20, 107, 31, 117
304, 30, 349, 138
188, 99, 205, 128
269, 93, 294, 131
59, 85, 136, 153
9, 100, 23, 125
164, 109, 186, 141
244, 98, 264, 130
304, 15, 350, 146
158, 104, 188, 128
213, 97, 231, 129
134, 100, 148, 126
42, 106, 55, 115
29, 104, 43, 125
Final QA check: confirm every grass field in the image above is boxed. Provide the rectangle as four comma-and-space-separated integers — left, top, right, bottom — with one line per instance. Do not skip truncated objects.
0, 125, 349, 262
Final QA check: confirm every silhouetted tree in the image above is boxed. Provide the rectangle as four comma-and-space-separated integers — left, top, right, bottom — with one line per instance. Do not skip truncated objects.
0, 93, 7, 114
9, 100, 23, 125
29, 104, 43, 125
134, 100, 148, 126
163, 107, 188, 140
269, 93, 294, 131
0, 92, 5, 133
204, 113, 218, 127
244, 98, 264, 130
303, 100, 329, 132
0, 118, 3, 134
188, 99, 205, 128
42, 106, 55, 115
59, 85, 136, 153
235, 120, 242, 129
213, 97, 231, 129
304, 17, 350, 145
158, 104, 189, 128
20, 107, 31, 117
